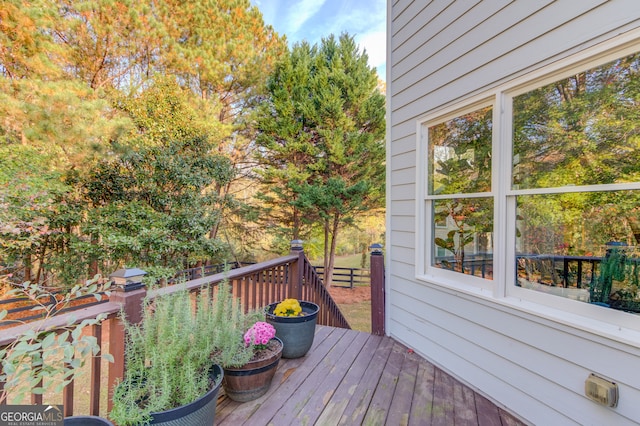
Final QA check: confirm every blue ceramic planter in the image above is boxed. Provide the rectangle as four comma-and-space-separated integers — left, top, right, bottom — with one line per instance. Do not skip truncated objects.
266, 301, 319, 358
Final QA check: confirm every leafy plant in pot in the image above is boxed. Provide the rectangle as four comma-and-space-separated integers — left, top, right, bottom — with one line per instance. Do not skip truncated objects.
0, 277, 113, 424
109, 281, 264, 426
221, 321, 283, 402
0, 277, 112, 405
266, 298, 319, 359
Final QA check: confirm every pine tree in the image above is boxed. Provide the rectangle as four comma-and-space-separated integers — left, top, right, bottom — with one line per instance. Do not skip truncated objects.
255, 33, 386, 284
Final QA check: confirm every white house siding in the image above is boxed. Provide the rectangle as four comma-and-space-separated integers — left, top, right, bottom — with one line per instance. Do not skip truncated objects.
387, 1, 640, 424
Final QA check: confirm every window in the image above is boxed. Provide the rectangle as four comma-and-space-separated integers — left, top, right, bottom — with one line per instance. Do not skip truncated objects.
422, 104, 494, 281
510, 51, 640, 314
417, 41, 640, 327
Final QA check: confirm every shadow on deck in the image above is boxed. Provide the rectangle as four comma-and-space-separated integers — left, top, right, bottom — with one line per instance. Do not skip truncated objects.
216, 326, 527, 425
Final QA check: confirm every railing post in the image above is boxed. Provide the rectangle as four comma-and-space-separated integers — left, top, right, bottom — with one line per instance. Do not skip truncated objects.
370, 243, 385, 336
107, 268, 147, 412
289, 240, 304, 300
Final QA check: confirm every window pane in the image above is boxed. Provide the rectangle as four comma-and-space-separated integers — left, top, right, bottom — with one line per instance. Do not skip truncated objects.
427, 106, 492, 195
512, 52, 640, 189
516, 190, 640, 312
432, 197, 494, 279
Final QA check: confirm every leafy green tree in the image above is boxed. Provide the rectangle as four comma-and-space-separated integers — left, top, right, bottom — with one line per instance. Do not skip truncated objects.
0, 1, 132, 284
513, 53, 640, 253
0, 0, 284, 285
255, 33, 386, 284
113, 75, 229, 148
84, 136, 234, 273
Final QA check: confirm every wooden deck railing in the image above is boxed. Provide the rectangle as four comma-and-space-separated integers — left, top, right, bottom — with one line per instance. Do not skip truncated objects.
0, 250, 350, 417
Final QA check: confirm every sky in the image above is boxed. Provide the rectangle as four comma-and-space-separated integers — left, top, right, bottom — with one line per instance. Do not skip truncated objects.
250, 0, 387, 80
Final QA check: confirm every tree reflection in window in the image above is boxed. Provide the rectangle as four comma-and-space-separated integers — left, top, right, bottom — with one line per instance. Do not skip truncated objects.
513, 53, 640, 189
427, 105, 493, 278
513, 51, 640, 311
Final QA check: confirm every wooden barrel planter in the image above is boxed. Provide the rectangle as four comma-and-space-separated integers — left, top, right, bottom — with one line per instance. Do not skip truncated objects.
223, 337, 283, 402
266, 301, 319, 359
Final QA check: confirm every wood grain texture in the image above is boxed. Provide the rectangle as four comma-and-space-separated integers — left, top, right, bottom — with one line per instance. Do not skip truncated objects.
216, 326, 527, 426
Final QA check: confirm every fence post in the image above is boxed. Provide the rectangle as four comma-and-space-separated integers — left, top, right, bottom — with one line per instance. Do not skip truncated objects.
107, 268, 147, 412
370, 243, 385, 336
289, 240, 304, 300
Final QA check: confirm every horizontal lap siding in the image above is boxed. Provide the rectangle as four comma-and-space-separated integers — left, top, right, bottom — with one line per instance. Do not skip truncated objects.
390, 183, 414, 201
390, 283, 640, 424
391, 0, 638, 126
388, 0, 640, 424
390, 216, 414, 233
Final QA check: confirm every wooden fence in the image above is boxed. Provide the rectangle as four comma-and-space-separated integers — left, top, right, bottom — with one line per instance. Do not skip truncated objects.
313, 266, 370, 288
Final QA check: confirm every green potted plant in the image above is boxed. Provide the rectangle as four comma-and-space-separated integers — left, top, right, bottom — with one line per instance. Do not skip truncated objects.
222, 321, 283, 402
265, 298, 319, 359
109, 281, 264, 425
0, 277, 113, 424
593, 242, 640, 311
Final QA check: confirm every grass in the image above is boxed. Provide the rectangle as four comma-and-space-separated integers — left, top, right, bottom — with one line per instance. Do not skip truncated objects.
313, 253, 369, 269
324, 255, 372, 332
338, 301, 371, 333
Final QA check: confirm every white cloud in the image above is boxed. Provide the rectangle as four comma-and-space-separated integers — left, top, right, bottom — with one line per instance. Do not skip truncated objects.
284, 0, 328, 37
251, 0, 387, 79
356, 30, 386, 69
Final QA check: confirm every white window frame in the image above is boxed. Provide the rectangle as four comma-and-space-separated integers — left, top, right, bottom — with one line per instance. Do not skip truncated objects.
416, 98, 498, 293
503, 39, 640, 333
416, 30, 640, 336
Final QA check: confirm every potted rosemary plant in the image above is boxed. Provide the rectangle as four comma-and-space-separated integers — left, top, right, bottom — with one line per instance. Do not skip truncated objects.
109, 281, 264, 426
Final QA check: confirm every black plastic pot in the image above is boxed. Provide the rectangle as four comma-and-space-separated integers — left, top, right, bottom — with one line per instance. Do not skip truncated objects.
149, 364, 223, 426
64, 416, 114, 425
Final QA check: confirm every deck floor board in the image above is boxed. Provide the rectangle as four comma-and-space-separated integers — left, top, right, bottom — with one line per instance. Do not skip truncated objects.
216, 326, 527, 426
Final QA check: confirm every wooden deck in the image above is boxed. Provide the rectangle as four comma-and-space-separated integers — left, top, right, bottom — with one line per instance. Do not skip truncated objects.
216, 326, 527, 425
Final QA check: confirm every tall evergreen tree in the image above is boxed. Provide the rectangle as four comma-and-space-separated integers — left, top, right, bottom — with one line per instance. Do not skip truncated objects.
255, 33, 386, 284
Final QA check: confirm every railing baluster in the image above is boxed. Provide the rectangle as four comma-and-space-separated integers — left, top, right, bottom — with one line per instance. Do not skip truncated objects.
242, 277, 249, 312
31, 352, 44, 405
63, 368, 74, 417
31, 359, 43, 406
0, 366, 5, 405
577, 260, 583, 288
250, 274, 257, 310
258, 272, 264, 309
89, 323, 102, 415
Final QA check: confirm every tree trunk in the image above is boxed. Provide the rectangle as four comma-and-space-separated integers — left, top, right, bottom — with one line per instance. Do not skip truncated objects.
88, 233, 99, 279
35, 234, 49, 285
626, 213, 640, 245
293, 207, 301, 240
24, 253, 32, 283
325, 215, 341, 288
322, 219, 330, 286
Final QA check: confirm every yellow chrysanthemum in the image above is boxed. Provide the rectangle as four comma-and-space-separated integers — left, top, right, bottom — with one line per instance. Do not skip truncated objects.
274, 298, 303, 317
